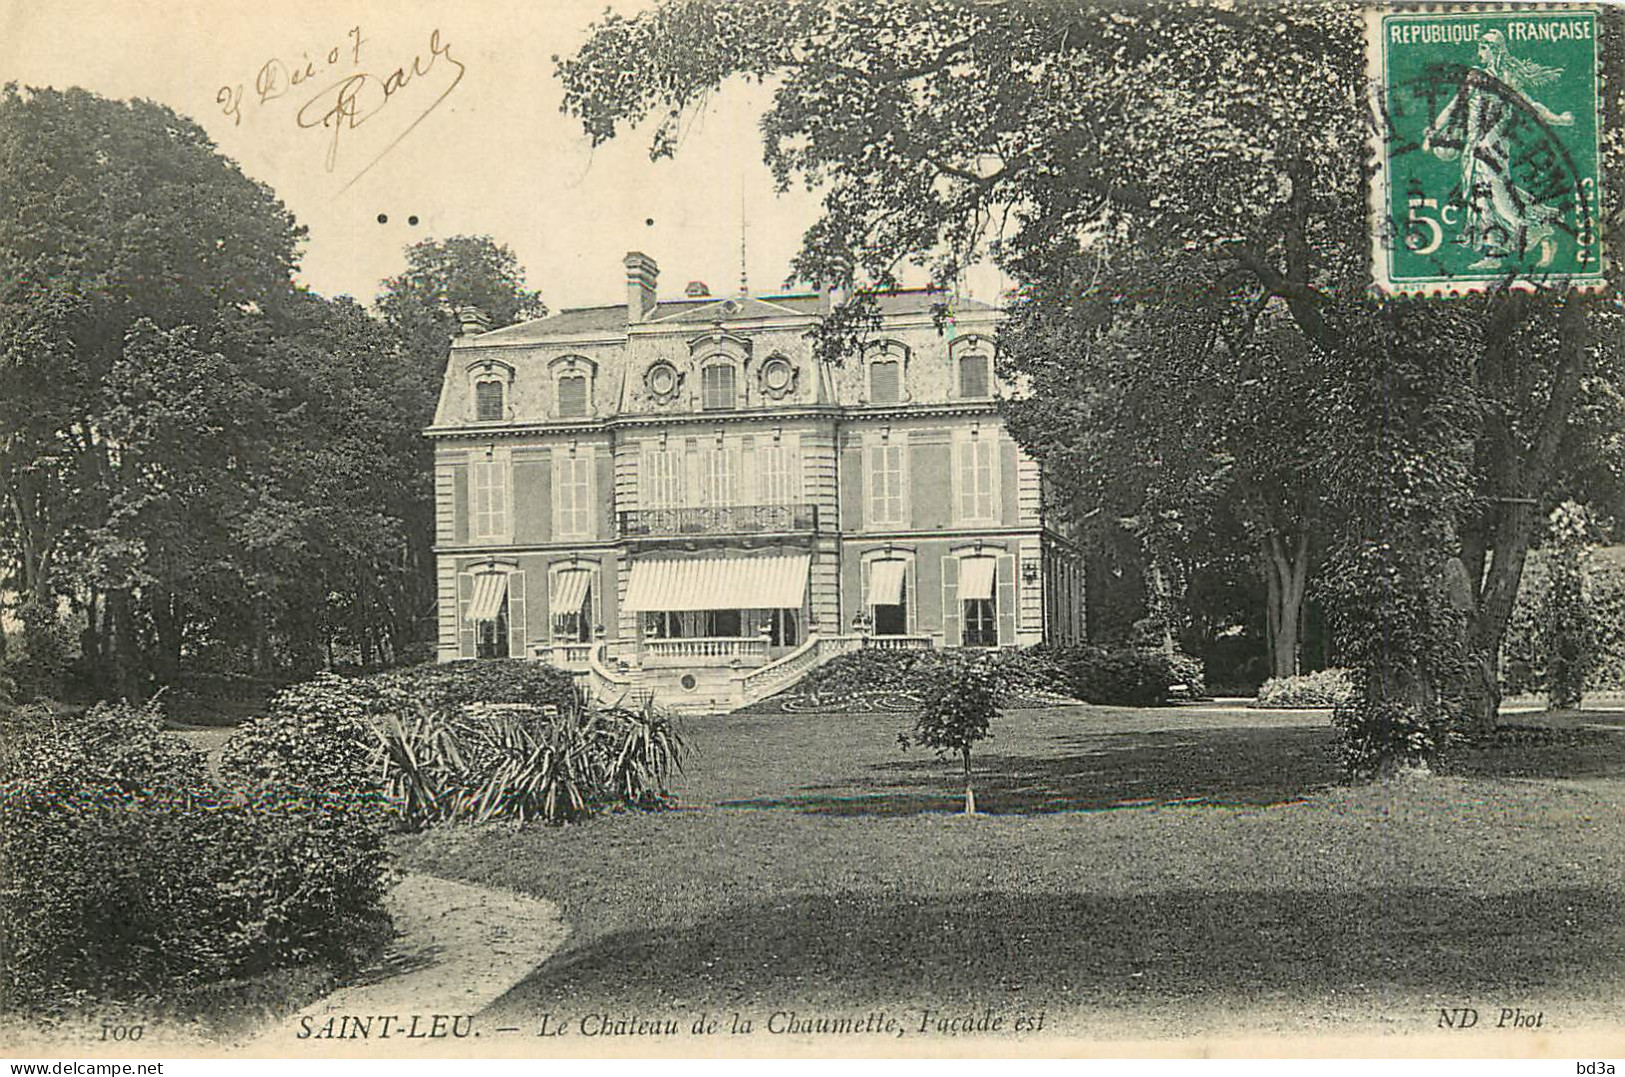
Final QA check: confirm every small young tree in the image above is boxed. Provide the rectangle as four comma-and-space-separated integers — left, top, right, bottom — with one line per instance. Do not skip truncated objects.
1541, 502, 1595, 711
901, 655, 999, 815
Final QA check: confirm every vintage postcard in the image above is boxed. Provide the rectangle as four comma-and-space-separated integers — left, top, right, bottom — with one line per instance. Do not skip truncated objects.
1, 0, 1622, 1066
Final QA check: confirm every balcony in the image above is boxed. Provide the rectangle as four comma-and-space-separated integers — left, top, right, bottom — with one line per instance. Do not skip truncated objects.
619, 504, 819, 539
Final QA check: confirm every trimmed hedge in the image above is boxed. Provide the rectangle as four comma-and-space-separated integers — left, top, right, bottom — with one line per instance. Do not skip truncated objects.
1046, 645, 1185, 706
1255, 668, 1355, 709
782, 646, 1071, 710
759, 644, 1201, 711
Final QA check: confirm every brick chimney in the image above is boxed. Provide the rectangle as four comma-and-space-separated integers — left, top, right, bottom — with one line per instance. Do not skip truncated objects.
624, 252, 659, 323
455, 306, 492, 336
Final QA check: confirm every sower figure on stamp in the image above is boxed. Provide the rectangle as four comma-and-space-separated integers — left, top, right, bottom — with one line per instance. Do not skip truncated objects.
1422, 30, 1574, 270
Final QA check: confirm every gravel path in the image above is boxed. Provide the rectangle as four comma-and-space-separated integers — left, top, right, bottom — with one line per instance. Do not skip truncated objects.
237, 872, 568, 1053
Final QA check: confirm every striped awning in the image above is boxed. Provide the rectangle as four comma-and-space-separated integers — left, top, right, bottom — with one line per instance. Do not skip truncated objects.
467, 572, 509, 622
869, 559, 907, 606
959, 556, 997, 601
625, 553, 809, 612
550, 569, 592, 616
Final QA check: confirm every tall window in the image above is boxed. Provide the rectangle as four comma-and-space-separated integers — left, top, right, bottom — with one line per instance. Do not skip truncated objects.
963, 597, 997, 647
701, 364, 737, 411
958, 354, 991, 398
557, 374, 588, 417
956, 437, 996, 521
475, 595, 510, 658
868, 360, 901, 403
475, 380, 505, 422
471, 460, 507, 538
555, 454, 593, 538
756, 442, 800, 506
640, 445, 683, 508
867, 443, 906, 525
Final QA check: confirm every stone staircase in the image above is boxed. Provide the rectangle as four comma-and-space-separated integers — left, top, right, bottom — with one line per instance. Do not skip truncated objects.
573, 634, 933, 715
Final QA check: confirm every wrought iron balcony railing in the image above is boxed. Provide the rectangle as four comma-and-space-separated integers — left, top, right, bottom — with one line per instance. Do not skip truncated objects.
618, 503, 819, 538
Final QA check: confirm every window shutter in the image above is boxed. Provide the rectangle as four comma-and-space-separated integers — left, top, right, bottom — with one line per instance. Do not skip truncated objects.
959, 355, 990, 398
997, 554, 1016, 645
942, 556, 961, 647
558, 375, 588, 417
452, 465, 469, 544
475, 380, 505, 421
869, 360, 900, 403
457, 573, 476, 657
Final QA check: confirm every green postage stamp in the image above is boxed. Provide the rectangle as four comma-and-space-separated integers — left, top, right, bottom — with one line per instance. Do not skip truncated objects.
1367, 6, 1604, 294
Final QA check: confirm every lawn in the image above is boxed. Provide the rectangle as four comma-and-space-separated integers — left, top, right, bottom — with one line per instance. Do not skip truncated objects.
396, 701, 1625, 1042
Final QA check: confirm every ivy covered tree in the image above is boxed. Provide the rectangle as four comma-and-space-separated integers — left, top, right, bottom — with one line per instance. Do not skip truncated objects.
558, 0, 1625, 762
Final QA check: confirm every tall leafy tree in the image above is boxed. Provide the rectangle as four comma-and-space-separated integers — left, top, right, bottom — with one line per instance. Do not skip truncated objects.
377, 235, 547, 385
559, 0, 1625, 737
0, 84, 304, 695
374, 235, 549, 661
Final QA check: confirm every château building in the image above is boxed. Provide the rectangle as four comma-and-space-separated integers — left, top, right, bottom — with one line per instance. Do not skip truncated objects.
427, 252, 1085, 710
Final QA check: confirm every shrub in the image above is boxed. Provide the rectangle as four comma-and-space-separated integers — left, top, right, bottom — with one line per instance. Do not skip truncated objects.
1540, 503, 1595, 709
213, 787, 393, 977
1332, 695, 1453, 780
221, 673, 382, 796
0, 700, 392, 1010
1501, 548, 1625, 696
1255, 668, 1355, 709
778, 646, 1069, 711
1167, 650, 1208, 700
3, 600, 75, 703
369, 659, 579, 713
1050, 645, 1179, 706
900, 654, 1000, 814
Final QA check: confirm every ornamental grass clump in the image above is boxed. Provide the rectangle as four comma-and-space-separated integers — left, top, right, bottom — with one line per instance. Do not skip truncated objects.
900, 654, 1000, 815
373, 692, 685, 828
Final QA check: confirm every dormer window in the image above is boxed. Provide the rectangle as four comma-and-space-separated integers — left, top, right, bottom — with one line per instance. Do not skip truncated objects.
864, 341, 909, 405
466, 358, 516, 424
474, 379, 505, 422
701, 364, 737, 411
958, 353, 991, 399
557, 373, 588, 417
548, 355, 598, 419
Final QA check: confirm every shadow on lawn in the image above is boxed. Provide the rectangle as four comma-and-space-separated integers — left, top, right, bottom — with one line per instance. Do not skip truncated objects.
717, 726, 1342, 816
491, 885, 1623, 1018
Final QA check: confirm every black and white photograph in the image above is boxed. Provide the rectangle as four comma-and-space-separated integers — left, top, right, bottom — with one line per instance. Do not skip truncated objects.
1, 0, 1622, 1064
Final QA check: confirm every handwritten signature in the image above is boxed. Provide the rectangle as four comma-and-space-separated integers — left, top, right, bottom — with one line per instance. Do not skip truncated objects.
218, 26, 465, 191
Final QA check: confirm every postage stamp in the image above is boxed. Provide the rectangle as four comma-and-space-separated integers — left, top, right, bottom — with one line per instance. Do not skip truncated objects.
1366, 6, 1605, 295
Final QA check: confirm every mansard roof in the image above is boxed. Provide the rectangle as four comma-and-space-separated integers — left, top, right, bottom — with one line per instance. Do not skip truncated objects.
465, 288, 998, 344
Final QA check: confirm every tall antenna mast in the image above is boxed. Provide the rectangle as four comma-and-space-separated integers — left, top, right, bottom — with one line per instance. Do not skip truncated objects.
738, 177, 749, 296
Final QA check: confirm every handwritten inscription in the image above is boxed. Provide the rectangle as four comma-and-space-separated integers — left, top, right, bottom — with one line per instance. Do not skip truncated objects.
218, 25, 465, 189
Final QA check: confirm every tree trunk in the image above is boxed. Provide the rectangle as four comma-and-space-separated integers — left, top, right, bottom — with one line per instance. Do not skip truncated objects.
1261, 531, 1311, 680
1457, 295, 1592, 732
149, 587, 183, 687
962, 747, 976, 816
